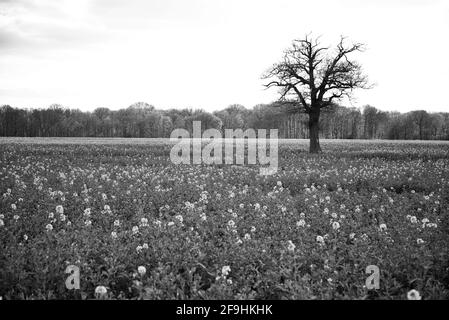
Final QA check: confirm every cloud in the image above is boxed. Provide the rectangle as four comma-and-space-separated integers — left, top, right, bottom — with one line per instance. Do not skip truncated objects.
0, 0, 112, 55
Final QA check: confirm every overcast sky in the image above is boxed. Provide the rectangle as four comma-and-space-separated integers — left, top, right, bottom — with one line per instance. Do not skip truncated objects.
0, 0, 448, 113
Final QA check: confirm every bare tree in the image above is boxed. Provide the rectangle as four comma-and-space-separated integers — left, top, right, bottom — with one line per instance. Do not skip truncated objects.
263, 34, 370, 153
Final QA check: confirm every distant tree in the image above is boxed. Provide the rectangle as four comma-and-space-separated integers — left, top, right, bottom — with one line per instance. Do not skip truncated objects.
214, 104, 248, 131
385, 112, 404, 140
247, 104, 285, 133
94, 108, 112, 137
186, 110, 223, 133
428, 113, 444, 140
2, 103, 449, 140
410, 110, 431, 140
441, 113, 449, 140
363, 105, 379, 139
263, 34, 370, 152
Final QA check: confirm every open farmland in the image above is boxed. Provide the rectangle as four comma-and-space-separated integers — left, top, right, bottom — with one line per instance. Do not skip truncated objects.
0, 138, 448, 299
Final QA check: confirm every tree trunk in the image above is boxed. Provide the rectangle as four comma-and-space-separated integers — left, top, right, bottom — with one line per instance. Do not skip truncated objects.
308, 109, 322, 153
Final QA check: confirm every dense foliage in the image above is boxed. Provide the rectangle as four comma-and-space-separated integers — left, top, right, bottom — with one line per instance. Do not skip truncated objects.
1, 103, 448, 140
0, 139, 448, 299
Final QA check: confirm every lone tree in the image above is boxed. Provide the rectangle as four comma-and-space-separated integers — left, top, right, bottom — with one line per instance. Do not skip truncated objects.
263, 35, 370, 153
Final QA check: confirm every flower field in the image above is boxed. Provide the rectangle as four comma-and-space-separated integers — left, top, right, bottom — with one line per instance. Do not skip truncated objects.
1, 138, 448, 299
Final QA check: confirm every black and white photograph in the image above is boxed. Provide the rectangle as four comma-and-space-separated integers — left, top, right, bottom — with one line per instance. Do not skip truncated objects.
0, 0, 448, 310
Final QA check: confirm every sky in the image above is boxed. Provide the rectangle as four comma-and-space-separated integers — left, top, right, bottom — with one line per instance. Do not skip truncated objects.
0, 0, 448, 113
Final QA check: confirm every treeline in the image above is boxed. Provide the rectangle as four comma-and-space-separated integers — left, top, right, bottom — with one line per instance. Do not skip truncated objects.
1, 102, 449, 140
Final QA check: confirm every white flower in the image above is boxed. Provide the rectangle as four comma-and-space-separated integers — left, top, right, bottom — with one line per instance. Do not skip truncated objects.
0, 219, 4, 227
244, 233, 251, 240
417, 238, 424, 245
111, 231, 118, 239
316, 235, 325, 245
60, 214, 66, 221
23, 234, 28, 241
299, 212, 305, 218
167, 221, 174, 227
140, 217, 149, 227
132, 226, 139, 234
222, 266, 231, 277
296, 219, 306, 227
421, 218, 429, 224
142, 243, 149, 249
48, 212, 54, 219
227, 220, 235, 228
137, 266, 146, 276
11, 203, 17, 210
114, 220, 120, 227
175, 215, 183, 223
379, 223, 387, 231
56, 205, 64, 214
410, 216, 418, 224
85, 220, 92, 226
332, 221, 340, 230
407, 289, 421, 300
349, 232, 356, 240
46, 223, 53, 231
254, 203, 260, 210
136, 245, 143, 252
250, 226, 256, 233
154, 220, 162, 227
185, 201, 195, 210
95, 286, 107, 298
287, 240, 296, 252
331, 212, 338, 219
13, 215, 19, 220
83, 208, 91, 217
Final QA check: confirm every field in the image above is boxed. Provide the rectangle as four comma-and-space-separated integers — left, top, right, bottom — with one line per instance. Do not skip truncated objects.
1, 138, 449, 299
